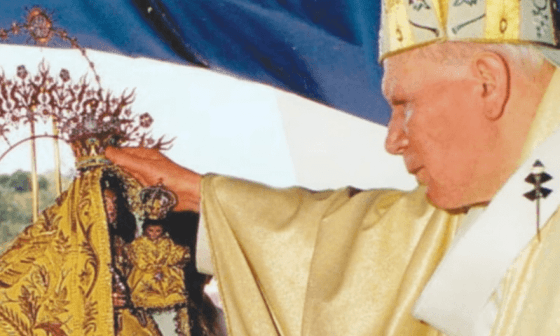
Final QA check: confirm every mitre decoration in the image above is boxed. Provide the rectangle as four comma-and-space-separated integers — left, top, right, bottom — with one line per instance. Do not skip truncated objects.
379, 0, 560, 61
524, 160, 554, 241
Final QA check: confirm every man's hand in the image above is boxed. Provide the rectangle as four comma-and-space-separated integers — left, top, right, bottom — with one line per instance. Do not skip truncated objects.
105, 147, 202, 213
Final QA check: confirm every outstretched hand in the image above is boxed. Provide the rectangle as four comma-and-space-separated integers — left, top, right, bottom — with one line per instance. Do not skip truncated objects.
105, 147, 202, 212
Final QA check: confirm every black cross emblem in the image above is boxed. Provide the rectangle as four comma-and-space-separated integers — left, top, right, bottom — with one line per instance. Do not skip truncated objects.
524, 160, 553, 241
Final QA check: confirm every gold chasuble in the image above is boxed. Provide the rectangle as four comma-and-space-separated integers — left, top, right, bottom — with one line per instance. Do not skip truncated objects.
200, 71, 560, 335
202, 178, 460, 336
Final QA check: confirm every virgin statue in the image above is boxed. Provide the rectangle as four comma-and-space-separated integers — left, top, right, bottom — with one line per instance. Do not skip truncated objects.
0, 61, 174, 335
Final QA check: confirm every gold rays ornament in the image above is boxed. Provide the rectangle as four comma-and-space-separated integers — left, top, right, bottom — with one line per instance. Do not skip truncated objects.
0, 6, 102, 220
0, 8, 176, 335
0, 7, 174, 218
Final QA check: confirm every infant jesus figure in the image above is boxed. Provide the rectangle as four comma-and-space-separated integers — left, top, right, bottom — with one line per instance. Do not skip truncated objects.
126, 220, 192, 335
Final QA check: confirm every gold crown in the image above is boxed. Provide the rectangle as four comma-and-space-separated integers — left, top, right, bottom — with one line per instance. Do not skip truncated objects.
138, 181, 178, 220
0, 62, 171, 170
379, 0, 560, 62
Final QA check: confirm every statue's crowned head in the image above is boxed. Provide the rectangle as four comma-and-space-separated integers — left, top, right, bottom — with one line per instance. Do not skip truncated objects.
379, 0, 560, 65
0, 61, 177, 219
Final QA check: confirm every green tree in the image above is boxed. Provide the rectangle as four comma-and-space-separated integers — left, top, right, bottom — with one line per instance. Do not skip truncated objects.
8, 170, 31, 192
0, 175, 9, 187
38, 176, 49, 190
0, 171, 71, 248
0, 170, 50, 193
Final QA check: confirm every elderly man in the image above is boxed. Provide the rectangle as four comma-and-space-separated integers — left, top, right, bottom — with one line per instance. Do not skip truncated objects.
107, 0, 560, 335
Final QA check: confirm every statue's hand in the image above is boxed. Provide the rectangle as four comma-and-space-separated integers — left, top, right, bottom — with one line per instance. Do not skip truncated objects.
105, 147, 201, 212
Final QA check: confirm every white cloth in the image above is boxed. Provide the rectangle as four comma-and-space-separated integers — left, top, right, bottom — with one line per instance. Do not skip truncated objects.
151, 311, 178, 336
196, 208, 214, 275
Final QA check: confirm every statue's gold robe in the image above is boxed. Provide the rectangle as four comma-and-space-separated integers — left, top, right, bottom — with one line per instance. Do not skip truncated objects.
127, 235, 190, 309
200, 70, 560, 336
0, 166, 161, 336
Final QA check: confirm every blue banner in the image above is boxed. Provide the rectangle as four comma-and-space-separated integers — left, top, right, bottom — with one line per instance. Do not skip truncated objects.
1, 1, 390, 124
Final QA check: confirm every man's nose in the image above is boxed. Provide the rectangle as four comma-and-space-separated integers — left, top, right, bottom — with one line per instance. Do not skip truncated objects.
385, 114, 409, 155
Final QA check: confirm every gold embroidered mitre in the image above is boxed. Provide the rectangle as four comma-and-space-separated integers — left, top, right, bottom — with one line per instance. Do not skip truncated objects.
379, 0, 560, 61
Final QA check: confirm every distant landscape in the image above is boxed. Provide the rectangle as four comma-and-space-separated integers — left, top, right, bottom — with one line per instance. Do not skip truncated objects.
0, 170, 72, 248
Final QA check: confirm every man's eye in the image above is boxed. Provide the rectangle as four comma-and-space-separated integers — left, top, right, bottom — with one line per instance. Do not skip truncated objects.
404, 107, 413, 123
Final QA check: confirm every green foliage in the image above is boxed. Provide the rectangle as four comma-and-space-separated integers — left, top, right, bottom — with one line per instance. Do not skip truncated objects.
0, 170, 50, 193
9, 170, 31, 192
38, 176, 49, 191
0, 172, 71, 247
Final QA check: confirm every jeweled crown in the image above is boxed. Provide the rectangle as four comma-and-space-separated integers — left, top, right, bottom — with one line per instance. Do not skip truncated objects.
138, 180, 178, 220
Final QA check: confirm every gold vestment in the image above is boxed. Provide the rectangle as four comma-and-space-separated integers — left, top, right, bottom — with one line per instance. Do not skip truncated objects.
200, 70, 560, 336
127, 235, 190, 309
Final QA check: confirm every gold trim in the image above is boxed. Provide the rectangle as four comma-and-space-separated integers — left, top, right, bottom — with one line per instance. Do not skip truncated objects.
29, 119, 39, 222
378, 38, 446, 62
434, 0, 449, 31
52, 118, 62, 196
378, 37, 555, 62
484, 0, 520, 40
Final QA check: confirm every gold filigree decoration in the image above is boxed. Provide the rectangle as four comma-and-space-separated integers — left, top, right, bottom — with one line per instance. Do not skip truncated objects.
0, 62, 172, 170
0, 7, 101, 84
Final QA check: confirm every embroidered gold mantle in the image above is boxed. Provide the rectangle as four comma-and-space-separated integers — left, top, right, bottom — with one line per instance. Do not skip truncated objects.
0, 166, 158, 336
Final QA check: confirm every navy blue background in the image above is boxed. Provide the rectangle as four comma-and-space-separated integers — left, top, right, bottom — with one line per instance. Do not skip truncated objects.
1, 1, 387, 125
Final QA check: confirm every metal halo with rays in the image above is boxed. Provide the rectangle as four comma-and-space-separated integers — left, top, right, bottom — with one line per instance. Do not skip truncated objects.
0, 61, 172, 167
0, 7, 102, 85
0, 7, 174, 220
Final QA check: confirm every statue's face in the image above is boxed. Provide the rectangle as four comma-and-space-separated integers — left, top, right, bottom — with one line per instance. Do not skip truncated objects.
382, 47, 497, 209
145, 225, 163, 241
149, 199, 163, 219
103, 189, 118, 225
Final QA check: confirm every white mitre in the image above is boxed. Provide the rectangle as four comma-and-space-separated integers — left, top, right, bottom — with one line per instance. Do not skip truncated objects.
379, 0, 560, 66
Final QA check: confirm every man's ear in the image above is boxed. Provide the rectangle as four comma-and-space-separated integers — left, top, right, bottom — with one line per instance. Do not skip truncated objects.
471, 52, 510, 120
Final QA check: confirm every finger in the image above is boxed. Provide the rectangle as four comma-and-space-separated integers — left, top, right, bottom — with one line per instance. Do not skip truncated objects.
106, 147, 147, 162
116, 146, 163, 160
106, 147, 157, 174
106, 146, 156, 161
105, 146, 124, 162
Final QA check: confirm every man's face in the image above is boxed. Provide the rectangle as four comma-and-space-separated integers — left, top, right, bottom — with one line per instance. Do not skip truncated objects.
145, 225, 163, 241
382, 49, 495, 209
